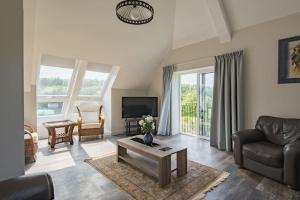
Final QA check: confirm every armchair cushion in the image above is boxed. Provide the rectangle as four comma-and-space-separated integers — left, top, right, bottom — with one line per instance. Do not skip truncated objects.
255, 116, 300, 145
243, 141, 283, 168
24, 132, 39, 143
233, 129, 265, 166
81, 112, 99, 124
77, 102, 102, 124
81, 123, 101, 129
77, 102, 99, 112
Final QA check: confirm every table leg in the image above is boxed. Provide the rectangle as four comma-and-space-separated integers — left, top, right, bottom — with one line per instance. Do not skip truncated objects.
47, 129, 51, 144
177, 149, 187, 177
68, 125, 75, 145
159, 155, 171, 187
49, 127, 56, 149
116, 143, 127, 162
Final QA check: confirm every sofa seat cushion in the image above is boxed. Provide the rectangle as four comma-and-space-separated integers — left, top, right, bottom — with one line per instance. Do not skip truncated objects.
243, 141, 283, 168
81, 123, 101, 129
24, 132, 39, 143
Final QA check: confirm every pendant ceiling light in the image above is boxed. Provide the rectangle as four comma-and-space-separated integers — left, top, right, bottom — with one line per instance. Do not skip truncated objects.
116, 0, 154, 25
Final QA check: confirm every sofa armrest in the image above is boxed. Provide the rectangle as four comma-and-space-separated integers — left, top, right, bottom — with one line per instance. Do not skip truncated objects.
0, 173, 54, 200
233, 129, 265, 166
284, 140, 300, 189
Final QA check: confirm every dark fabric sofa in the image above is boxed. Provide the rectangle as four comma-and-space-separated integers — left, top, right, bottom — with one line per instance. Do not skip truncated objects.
233, 116, 300, 190
0, 173, 54, 200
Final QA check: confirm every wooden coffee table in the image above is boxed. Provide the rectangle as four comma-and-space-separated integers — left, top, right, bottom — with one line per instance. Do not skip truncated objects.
43, 120, 77, 149
117, 135, 187, 187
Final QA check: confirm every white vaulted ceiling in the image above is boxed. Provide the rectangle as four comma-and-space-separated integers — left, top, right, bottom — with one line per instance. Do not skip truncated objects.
24, 0, 176, 91
172, 0, 300, 49
224, 0, 300, 31
173, 0, 217, 49
24, 0, 300, 91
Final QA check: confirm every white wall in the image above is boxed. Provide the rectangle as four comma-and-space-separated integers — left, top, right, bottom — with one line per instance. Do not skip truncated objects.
0, 0, 24, 181
103, 66, 120, 134
24, 86, 37, 129
23, 0, 36, 92
149, 13, 300, 129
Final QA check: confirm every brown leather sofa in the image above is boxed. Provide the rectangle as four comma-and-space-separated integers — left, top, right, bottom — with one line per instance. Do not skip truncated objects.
0, 173, 54, 200
233, 116, 300, 190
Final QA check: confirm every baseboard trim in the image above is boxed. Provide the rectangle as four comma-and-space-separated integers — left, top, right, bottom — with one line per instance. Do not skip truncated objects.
111, 129, 125, 136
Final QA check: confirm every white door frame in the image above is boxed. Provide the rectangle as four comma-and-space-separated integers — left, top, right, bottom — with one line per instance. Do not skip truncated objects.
173, 66, 214, 138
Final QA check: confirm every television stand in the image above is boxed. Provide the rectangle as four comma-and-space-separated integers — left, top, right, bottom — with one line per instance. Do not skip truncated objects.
125, 118, 157, 136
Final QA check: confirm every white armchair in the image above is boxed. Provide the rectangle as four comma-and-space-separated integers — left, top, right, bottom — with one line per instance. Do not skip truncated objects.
76, 103, 104, 141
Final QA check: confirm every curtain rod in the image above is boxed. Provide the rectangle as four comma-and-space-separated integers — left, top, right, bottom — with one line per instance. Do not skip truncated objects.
175, 56, 213, 67
175, 49, 244, 66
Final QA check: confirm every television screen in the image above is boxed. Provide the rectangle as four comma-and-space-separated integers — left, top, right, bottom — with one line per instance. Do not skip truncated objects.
122, 97, 158, 118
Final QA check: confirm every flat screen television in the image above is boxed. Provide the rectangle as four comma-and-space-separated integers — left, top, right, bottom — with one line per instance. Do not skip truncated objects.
122, 97, 158, 118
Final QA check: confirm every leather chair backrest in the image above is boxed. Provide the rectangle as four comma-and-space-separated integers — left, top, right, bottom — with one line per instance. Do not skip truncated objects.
255, 116, 300, 145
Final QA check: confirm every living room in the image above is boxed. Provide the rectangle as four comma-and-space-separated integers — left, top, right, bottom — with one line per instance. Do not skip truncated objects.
1, 0, 300, 199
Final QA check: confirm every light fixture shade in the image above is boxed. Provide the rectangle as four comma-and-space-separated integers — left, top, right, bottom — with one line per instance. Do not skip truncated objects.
116, 0, 154, 25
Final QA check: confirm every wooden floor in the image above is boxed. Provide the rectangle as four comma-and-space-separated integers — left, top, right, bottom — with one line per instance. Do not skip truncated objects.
26, 134, 300, 200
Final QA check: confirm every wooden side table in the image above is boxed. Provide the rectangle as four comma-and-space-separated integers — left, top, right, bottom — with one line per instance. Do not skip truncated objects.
43, 120, 77, 149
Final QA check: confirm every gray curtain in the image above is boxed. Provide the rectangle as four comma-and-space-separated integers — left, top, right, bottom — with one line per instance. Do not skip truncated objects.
158, 65, 175, 136
210, 50, 244, 151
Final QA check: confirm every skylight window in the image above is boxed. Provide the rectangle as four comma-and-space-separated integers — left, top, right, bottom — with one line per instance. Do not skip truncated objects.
79, 71, 109, 96
37, 102, 64, 116
36, 56, 112, 118
38, 65, 73, 96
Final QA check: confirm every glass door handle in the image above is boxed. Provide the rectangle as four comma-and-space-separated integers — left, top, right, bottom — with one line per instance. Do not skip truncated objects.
200, 109, 204, 119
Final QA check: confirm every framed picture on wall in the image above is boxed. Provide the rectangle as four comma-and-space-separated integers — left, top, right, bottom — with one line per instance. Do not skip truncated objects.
278, 35, 300, 84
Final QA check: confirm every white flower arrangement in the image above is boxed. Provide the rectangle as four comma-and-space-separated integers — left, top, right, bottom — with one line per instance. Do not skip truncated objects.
139, 115, 155, 134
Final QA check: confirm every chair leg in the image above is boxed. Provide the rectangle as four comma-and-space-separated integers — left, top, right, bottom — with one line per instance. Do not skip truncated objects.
79, 136, 81, 142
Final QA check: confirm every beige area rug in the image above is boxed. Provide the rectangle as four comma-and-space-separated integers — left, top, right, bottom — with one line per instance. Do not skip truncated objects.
85, 153, 229, 200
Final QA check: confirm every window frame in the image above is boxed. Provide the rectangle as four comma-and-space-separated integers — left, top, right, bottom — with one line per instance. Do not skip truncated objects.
37, 65, 76, 118
37, 65, 76, 97
78, 70, 110, 98
36, 100, 65, 118
37, 59, 112, 119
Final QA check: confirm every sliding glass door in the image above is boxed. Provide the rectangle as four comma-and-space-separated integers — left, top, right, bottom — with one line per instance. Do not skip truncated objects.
180, 69, 214, 139
199, 72, 214, 138
180, 73, 197, 135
